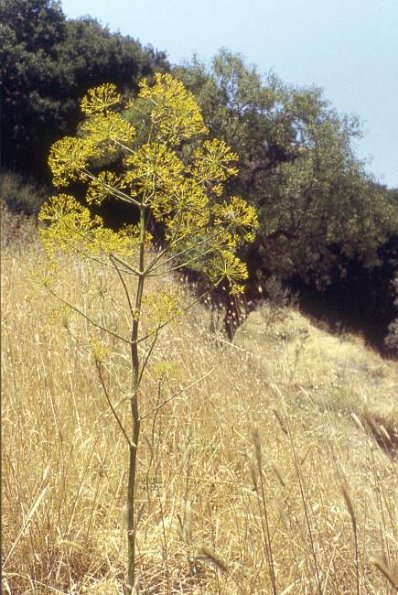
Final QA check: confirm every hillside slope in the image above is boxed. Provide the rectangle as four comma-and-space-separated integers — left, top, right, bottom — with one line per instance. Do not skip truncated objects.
2, 221, 398, 593
235, 304, 398, 436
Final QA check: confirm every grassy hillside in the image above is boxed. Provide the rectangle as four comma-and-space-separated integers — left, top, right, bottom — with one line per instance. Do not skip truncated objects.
2, 213, 398, 594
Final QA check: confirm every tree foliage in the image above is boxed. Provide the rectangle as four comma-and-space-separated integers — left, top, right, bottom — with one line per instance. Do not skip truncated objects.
385, 275, 398, 353
175, 51, 398, 288
0, 0, 168, 178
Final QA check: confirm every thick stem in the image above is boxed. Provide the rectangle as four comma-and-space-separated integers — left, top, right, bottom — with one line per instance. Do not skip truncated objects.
127, 204, 147, 591
127, 402, 140, 588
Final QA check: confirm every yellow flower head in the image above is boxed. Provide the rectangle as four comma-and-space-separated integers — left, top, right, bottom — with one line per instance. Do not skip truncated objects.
41, 73, 258, 294
139, 73, 208, 144
81, 83, 121, 115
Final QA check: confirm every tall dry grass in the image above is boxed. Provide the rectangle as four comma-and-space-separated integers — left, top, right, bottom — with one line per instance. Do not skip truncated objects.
2, 215, 398, 593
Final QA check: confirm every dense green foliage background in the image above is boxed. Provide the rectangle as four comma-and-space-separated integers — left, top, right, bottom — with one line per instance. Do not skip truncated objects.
0, 0, 168, 178
176, 53, 397, 277
1, 0, 397, 352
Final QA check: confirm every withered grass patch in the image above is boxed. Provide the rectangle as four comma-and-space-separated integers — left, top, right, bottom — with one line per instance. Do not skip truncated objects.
2, 223, 398, 593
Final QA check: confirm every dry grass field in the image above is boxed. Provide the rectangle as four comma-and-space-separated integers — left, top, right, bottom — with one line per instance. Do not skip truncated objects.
2, 210, 398, 593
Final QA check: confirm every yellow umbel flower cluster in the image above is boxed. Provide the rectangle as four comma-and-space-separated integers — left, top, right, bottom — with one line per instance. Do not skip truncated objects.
80, 83, 121, 115
39, 194, 139, 258
40, 74, 259, 292
139, 73, 208, 144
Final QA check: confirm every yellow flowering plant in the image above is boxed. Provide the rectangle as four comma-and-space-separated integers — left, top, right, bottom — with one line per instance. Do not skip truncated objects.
39, 73, 258, 590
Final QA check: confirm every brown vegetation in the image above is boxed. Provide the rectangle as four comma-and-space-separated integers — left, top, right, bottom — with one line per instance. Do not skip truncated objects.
2, 215, 398, 593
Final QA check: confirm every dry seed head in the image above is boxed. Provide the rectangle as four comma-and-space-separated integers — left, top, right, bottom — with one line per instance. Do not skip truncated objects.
379, 424, 391, 441
371, 557, 398, 590
272, 465, 286, 487
252, 427, 263, 470
249, 459, 259, 492
351, 412, 365, 432
341, 484, 357, 532
197, 547, 229, 573
273, 409, 288, 435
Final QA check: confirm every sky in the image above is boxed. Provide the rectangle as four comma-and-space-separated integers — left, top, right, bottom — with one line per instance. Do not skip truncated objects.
61, 0, 398, 188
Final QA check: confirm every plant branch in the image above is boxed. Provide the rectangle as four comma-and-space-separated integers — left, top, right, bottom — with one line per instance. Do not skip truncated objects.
46, 287, 132, 346
110, 254, 135, 318
95, 361, 132, 447
83, 168, 142, 208
137, 326, 161, 387
151, 246, 217, 277
109, 253, 141, 277
140, 367, 215, 421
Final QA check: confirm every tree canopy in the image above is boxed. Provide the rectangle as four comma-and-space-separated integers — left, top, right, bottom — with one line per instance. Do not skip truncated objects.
0, 0, 168, 178
175, 51, 398, 288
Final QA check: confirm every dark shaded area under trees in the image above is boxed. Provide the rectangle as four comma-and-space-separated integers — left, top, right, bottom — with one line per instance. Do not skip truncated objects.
1, 2, 397, 354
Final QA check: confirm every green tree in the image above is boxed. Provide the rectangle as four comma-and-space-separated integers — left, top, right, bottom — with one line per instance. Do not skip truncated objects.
0, 0, 67, 173
0, 0, 168, 179
59, 17, 168, 115
38, 74, 258, 589
385, 273, 398, 353
176, 51, 398, 287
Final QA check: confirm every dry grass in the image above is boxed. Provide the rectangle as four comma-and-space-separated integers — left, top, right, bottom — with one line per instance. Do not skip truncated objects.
2, 217, 398, 594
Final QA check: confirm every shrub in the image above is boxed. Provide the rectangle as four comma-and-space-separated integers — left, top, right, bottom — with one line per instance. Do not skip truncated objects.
385, 276, 398, 354
0, 171, 48, 215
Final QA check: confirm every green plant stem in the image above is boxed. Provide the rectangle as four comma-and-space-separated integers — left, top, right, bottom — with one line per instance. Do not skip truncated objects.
127, 203, 147, 590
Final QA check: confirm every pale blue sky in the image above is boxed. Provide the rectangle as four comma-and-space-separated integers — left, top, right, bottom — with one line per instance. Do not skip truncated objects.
61, 0, 398, 187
